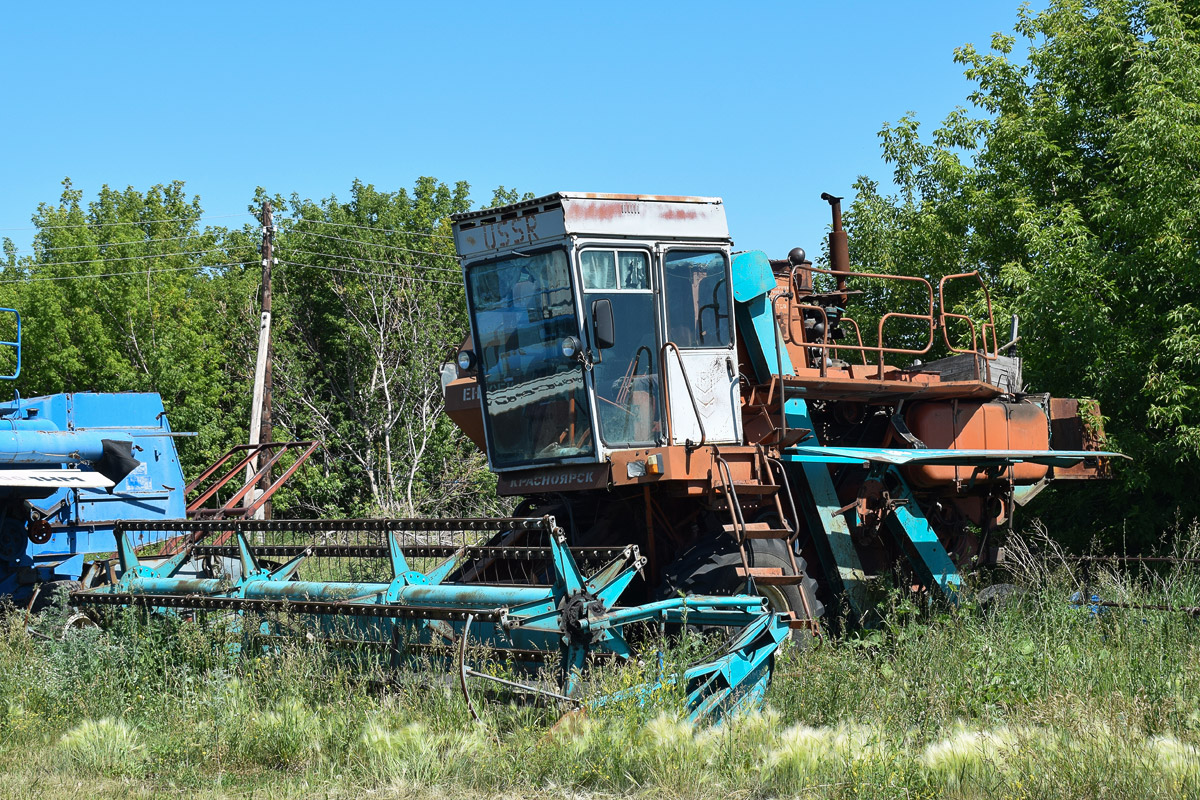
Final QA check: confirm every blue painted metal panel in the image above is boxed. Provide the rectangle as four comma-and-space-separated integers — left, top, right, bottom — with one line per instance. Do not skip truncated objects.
881, 468, 962, 599
790, 444, 1128, 467
730, 250, 776, 303
0, 391, 188, 600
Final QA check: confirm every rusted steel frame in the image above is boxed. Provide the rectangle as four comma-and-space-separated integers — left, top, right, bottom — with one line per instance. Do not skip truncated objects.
191, 544, 625, 560
185, 449, 264, 508
788, 265, 936, 377
194, 445, 295, 519
236, 440, 321, 518
69, 591, 506, 622
937, 272, 1001, 381
122, 517, 556, 533
659, 342, 707, 449
186, 441, 316, 513
838, 317, 869, 366
788, 300, 829, 377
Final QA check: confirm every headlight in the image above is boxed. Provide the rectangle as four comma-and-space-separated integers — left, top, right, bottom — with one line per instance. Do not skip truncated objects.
456, 350, 476, 371
561, 336, 581, 359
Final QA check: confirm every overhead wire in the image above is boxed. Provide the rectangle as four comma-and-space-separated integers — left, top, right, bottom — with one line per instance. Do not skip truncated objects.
292, 217, 454, 239
0, 212, 248, 232
286, 228, 458, 260
0, 262, 246, 285
0, 247, 241, 269
275, 259, 463, 287
276, 245, 461, 274
13, 232, 226, 255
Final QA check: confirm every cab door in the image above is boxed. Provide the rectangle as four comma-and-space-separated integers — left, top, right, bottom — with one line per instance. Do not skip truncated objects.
658, 248, 741, 445
578, 247, 663, 450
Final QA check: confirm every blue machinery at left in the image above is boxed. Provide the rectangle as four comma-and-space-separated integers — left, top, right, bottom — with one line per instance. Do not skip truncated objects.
72, 517, 790, 723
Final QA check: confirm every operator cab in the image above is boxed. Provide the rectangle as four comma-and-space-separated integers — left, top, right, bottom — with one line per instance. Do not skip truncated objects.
450, 193, 741, 472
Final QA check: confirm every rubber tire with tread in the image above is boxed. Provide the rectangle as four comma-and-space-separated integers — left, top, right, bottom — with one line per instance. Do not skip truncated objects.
30, 580, 83, 614
657, 536, 823, 639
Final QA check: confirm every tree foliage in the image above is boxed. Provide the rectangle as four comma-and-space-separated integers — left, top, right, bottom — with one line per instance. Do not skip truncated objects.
845, 0, 1200, 545
0, 176, 508, 518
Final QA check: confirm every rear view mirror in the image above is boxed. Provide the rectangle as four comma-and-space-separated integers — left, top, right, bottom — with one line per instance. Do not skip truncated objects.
591, 299, 615, 349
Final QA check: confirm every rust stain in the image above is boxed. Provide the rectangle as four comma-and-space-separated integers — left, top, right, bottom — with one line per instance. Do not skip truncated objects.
573, 201, 624, 221
660, 208, 699, 220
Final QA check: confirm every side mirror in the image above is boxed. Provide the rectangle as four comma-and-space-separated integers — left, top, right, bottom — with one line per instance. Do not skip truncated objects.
591, 298, 615, 350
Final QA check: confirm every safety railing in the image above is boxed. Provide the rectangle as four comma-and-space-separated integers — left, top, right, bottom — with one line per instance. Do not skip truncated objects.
937, 271, 1000, 382
787, 265, 936, 378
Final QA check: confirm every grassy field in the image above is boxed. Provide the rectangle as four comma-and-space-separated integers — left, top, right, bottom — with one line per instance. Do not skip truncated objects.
3, 531, 1200, 800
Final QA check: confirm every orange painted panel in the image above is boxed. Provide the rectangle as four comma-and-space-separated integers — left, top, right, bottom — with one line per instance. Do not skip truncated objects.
902, 401, 1050, 489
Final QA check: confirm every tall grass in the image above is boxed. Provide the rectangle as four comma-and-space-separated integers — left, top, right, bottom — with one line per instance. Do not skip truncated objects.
2, 526, 1200, 798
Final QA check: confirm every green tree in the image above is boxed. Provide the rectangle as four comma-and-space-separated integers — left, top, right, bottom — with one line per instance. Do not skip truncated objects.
270, 178, 502, 517
0, 179, 258, 474
844, 0, 1200, 546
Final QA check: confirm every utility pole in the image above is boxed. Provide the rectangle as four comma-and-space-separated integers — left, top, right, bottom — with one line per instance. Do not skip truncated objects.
247, 200, 275, 519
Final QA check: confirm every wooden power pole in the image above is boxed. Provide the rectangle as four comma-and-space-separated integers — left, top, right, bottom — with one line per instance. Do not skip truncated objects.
247, 200, 275, 519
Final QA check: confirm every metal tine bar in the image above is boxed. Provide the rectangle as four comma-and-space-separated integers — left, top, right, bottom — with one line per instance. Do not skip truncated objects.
241, 441, 322, 517
210, 446, 295, 517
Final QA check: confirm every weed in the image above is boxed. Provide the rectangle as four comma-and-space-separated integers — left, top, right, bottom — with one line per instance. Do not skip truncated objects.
56, 717, 147, 778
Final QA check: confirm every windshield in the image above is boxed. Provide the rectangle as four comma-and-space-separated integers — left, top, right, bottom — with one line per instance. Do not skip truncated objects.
467, 249, 594, 468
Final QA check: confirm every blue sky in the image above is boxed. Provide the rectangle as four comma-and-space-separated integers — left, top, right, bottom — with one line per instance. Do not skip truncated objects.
0, 1, 1036, 259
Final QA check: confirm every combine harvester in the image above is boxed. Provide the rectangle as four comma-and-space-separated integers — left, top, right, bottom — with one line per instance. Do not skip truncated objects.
72, 192, 1120, 721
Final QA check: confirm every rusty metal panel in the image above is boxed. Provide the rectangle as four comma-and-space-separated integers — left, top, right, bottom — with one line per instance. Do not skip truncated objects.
497, 463, 610, 496
560, 195, 728, 240
903, 401, 1050, 488
1049, 397, 1111, 479
454, 205, 567, 259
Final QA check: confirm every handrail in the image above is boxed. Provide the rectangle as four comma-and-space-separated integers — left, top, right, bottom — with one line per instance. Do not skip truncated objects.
788, 265, 936, 377
770, 292, 792, 443
937, 271, 1000, 382
659, 342, 707, 450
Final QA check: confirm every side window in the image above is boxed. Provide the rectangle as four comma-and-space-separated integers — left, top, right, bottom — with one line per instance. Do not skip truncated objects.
582, 250, 649, 291
581, 250, 617, 291
664, 250, 731, 348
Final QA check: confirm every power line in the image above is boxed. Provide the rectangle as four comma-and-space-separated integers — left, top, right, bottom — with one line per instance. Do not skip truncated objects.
288, 228, 458, 260
0, 262, 245, 285
276, 259, 463, 287
0, 212, 248, 232
13, 232, 224, 255
2, 247, 237, 269
276, 245, 461, 274
292, 217, 454, 239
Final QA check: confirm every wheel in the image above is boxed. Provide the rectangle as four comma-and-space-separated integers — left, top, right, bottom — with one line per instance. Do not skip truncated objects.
976, 582, 1027, 614
657, 535, 824, 640
29, 579, 84, 614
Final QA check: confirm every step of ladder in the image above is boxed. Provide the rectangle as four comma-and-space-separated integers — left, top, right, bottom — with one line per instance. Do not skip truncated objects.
723, 522, 792, 540
715, 482, 779, 496
735, 566, 805, 586
786, 616, 820, 631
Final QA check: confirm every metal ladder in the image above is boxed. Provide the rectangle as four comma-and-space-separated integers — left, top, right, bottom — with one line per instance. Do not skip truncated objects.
711, 448, 817, 630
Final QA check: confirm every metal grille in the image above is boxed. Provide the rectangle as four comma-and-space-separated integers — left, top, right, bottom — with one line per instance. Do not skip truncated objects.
122, 517, 624, 585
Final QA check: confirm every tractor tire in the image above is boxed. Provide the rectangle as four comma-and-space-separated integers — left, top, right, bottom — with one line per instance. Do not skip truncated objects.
657, 536, 823, 640
29, 580, 83, 614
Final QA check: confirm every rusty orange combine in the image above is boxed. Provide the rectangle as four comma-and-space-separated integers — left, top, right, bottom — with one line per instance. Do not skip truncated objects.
444, 191, 1117, 622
